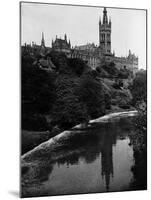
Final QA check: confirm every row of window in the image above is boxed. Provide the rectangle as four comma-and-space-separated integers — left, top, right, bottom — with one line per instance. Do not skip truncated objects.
100, 43, 111, 53
100, 33, 110, 41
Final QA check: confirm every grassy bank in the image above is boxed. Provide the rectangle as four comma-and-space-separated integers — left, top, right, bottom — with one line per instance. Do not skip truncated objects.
21, 128, 61, 155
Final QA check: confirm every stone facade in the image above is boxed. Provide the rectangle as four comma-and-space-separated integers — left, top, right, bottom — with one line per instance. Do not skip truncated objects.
70, 44, 100, 69
52, 34, 71, 55
70, 7, 138, 74
99, 7, 111, 55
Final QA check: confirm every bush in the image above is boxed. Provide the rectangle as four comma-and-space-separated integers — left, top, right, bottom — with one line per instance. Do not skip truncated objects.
102, 62, 119, 78
118, 68, 130, 79
111, 89, 131, 108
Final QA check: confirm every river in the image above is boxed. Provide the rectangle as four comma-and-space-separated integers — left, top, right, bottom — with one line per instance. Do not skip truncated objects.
21, 111, 141, 197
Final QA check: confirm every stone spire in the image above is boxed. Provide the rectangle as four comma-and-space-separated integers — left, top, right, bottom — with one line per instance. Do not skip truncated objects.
99, 7, 111, 54
41, 32, 45, 47
103, 7, 108, 24
64, 34, 67, 41
69, 39, 71, 47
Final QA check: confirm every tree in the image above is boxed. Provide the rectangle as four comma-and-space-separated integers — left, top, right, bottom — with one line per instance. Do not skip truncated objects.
22, 59, 56, 114
67, 58, 89, 76
131, 70, 147, 106
21, 54, 56, 130
76, 73, 105, 119
52, 75, 89, 129
129, 70, 147, 190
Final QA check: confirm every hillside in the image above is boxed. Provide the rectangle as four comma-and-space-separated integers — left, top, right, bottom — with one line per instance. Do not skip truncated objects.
21, 51, 135, 154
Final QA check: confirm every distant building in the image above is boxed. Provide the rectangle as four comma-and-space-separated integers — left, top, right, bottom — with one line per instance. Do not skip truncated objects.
72, 7, 138, 75
52, 34, 71, 55
22, 32, 49, 56
98, 8, 138, 75
22, 7, 138, 75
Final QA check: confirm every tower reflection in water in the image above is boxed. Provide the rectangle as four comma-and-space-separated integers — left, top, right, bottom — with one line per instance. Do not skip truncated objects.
22, 118, 134, 197
55, 121, 125, 191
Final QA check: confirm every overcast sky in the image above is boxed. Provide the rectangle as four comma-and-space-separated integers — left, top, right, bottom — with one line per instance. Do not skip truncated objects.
21, 2, 146, 69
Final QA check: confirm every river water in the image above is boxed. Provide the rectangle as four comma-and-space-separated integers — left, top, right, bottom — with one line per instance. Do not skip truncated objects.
22, 116, 139, 197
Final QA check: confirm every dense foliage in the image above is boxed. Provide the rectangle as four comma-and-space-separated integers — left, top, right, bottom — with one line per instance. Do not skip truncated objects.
130, 70, 147, 149
130, 70, 147, 106
22, 55, 56, 114
129, 70, 147, 190
22, 52, 109, 130
51, 74, 88, 129
76, 73, 105, 118
96, 61, 130, 79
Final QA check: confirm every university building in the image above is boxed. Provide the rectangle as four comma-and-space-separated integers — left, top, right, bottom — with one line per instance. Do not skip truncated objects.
70, 7, 138, 74
22, 7, 138, 74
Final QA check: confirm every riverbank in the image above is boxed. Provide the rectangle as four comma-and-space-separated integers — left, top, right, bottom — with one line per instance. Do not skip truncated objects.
21, 110, 139, 197
21, 127, 61, 155
21, 107, 137, 155
21, 110, 138, 162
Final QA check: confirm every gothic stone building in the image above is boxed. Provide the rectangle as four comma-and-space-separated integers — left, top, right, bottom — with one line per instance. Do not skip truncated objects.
22, 8, 138, 75
52, 34, 71, 55
71, 7, 138, 75
22, 32, 50, 57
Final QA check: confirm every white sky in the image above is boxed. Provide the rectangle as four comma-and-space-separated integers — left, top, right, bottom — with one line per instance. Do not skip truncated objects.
21, 2, 146, 69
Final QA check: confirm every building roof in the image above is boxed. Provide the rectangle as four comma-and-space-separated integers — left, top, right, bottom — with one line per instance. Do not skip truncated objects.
52, 37, 70, 50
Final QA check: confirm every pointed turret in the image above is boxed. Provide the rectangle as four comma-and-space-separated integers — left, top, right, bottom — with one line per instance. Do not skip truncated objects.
69, 39, 71, 48
41, 32, 45, 47
103, 7, 108, 24
64, 34, 67, 41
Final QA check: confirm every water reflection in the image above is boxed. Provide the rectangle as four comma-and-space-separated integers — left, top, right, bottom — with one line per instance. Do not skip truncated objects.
101, 133, 114, 191
22, 118, 135, 197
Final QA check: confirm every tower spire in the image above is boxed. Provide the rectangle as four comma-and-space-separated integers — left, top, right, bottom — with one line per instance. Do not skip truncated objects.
69, 39, 71, 47
99, 7, 111, 54
103, 7, 108, 24
41, 32, 45, 47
